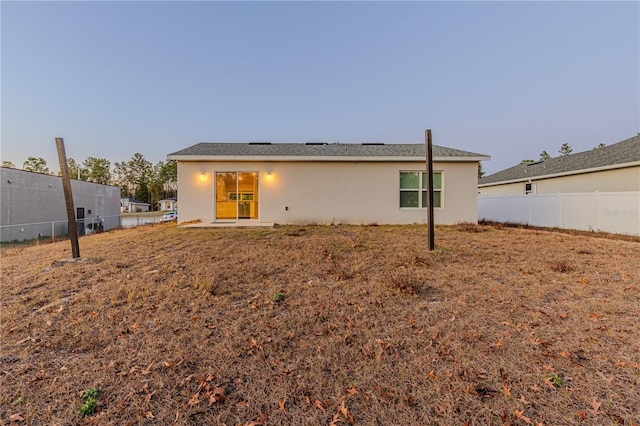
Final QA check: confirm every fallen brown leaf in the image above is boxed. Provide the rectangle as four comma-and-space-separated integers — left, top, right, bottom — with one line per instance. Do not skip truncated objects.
9, 413, 24, 422
502, 384, 511, 398
346, 384, 358, 396
329, 412, 342, 426
514, 409, 532, 424
209, 386, 225, 404
339, 401, 355, 424
188, 393, 200, 407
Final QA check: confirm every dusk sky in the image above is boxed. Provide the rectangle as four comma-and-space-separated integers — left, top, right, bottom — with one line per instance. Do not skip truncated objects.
1, 1, 638, 175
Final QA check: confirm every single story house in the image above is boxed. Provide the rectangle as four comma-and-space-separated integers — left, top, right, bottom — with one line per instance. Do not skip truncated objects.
120, 197, 151, 213
167, 142, 489, 225
1, 167, 121, 242
478, 134, 640, 195
159, 197, 178, 211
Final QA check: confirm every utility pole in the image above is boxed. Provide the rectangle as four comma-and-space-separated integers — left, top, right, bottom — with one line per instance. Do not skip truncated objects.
425, 129, 435, 251
56, 137, 80, 258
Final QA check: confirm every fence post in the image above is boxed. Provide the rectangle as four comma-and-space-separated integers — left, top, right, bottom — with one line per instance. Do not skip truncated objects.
596, 191, 600, 231
557, 192, 562, 228
502, 194, 506, 222
51, 221, 55, 243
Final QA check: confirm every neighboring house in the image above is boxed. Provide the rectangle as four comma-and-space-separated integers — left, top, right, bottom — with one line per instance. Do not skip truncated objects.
478, 134, 640, 195
1, 167, 121, 242
477, 135, 639, 235
167, 142, 489, 225
159, 197, 177, 211
120, 197, 151, 213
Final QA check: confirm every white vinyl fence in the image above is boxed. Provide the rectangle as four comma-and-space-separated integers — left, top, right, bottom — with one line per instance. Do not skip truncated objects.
478, 191, 640, 236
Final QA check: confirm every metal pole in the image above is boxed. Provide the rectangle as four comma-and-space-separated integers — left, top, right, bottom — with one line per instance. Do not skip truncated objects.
56, 138, 80, 258
425, 129, 435, 251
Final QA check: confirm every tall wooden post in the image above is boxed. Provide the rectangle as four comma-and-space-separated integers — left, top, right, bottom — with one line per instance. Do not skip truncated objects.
56, 137, 80, 258
425, 129, 435, 251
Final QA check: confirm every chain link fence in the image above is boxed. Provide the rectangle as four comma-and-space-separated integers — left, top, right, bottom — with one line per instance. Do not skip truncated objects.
0, 213, 166, 249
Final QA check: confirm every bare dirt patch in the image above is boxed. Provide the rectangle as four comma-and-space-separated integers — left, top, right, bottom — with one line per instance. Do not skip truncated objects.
1, 224, 639, 425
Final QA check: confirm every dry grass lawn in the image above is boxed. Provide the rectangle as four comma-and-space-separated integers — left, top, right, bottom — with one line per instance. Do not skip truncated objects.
1, 223, 639, 425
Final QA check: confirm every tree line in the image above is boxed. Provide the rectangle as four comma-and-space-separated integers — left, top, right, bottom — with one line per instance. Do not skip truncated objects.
519, 141, 606, 165
478, 141, 607, 179
2, 154, 177, 211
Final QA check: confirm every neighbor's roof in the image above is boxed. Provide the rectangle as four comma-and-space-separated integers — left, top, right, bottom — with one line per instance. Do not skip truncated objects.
479, 135, 640, 186
167, 142, 489, 162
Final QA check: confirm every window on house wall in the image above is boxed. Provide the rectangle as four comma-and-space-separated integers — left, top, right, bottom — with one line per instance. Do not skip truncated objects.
399, 171, 442, 208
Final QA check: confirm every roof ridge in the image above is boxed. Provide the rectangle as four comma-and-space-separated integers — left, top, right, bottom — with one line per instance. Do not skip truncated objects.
168, 142, 490, 159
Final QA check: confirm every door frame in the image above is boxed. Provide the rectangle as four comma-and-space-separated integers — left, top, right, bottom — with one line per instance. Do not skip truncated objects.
214, 171, 260, 222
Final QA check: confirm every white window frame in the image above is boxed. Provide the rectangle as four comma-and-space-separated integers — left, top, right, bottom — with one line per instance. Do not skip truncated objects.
399, 171, 443, 209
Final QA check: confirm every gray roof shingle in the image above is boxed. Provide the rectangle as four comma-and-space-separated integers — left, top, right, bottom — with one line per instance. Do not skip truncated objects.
479, 135, 640, 185
168, 142, 488, 160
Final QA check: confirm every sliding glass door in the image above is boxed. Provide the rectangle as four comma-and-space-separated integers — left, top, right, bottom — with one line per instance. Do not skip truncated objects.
215, 172, 259, 220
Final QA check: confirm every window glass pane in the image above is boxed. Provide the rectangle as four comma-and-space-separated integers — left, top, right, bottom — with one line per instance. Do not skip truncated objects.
421, 172, 442, 189
216, 172, 237, 219
421, 191, 442, 208
433, 172, 442, 190
400, 172, 419, 189
400, 191, 419, 207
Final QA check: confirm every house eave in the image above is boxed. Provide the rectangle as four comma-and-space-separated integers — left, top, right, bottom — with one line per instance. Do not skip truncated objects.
478, 161, 640, 188
167, 154, 490, 163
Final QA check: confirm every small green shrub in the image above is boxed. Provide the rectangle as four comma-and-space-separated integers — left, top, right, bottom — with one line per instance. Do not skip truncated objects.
79, 398, 98, 417
273, 292, 285, 302
82, 387, 101, 401
549, 374, 564, 388
79, 387, 101, 417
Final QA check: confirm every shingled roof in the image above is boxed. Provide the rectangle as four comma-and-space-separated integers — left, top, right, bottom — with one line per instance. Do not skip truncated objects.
168, 142, 489, 161
479, 135, 640, 186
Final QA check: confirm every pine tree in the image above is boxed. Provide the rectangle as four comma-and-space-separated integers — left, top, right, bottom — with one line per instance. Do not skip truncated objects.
478, 162, 486, 179
23, 157, 50, 174
558, 143, 573, 156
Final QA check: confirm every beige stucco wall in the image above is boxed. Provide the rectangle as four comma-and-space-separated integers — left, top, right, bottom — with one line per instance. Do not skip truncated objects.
177, 160, 479, 225
479, 166, 640, 196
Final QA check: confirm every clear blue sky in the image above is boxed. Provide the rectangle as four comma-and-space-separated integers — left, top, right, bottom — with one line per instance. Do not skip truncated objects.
1, 1, 638, 175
